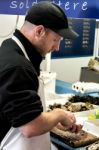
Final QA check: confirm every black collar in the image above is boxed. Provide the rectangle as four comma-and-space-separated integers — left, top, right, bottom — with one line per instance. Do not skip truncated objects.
14, 29, 43, 75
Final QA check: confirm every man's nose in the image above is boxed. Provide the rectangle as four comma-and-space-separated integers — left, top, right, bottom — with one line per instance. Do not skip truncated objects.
53, 43, 60, 51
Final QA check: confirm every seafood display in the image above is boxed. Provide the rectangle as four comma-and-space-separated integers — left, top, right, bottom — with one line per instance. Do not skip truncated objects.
48, 101, 94, 112
69, 95, 99, 105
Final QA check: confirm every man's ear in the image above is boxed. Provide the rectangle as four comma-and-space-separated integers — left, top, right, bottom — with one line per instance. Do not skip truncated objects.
35, 25, 45, 37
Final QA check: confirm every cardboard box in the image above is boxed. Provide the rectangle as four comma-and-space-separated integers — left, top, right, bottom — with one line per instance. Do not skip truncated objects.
80, 67, 99, 83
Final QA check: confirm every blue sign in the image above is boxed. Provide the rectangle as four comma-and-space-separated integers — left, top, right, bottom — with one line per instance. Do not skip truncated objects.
0, 0, 99, 19
52, 18, 96, 58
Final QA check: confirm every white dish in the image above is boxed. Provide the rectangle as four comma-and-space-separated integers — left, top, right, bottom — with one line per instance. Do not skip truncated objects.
74, 107, 99, 117
83, 120, 99, 137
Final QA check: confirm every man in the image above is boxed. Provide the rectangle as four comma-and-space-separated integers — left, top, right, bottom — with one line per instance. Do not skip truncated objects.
0, 1, 81, 150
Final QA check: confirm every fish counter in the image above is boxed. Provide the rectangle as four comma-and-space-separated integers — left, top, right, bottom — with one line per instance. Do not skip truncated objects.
48, 80, 99, 150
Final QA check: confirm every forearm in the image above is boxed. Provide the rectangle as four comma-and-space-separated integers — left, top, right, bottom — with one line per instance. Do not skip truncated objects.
35, 109, 65, 132
19, 108, 66, 137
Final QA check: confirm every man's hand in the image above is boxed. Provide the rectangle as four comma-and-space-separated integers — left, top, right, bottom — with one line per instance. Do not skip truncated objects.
56, 122, 83, 133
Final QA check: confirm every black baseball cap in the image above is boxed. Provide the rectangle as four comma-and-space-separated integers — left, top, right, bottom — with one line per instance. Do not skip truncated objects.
25, 1, 79, 39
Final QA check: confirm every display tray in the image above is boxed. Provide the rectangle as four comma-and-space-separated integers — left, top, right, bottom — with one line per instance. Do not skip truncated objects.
50, 128, 99, 150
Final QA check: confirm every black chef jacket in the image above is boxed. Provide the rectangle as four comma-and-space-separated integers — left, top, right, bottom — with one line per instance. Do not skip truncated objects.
0, 29, 43, 142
